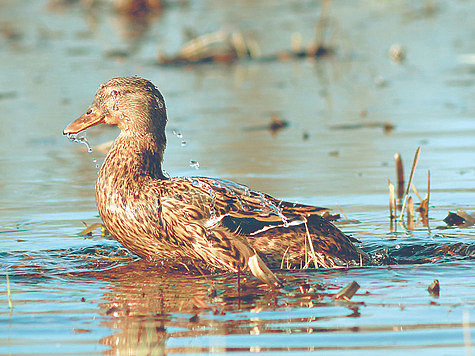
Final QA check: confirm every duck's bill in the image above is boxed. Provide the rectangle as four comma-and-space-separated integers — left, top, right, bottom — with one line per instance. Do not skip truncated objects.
63, 106, 105, 135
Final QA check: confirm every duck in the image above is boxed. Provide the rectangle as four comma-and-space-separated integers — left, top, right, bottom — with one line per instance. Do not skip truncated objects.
63, 76, 369, 287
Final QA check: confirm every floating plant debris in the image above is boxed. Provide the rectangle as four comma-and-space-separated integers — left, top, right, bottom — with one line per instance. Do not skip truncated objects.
78, 222, 108, 237
188, 314, 199, 323
156, 29, 334, 66
329, 121, 394, 133
334, 281, 360, 301
244, 114, 289, 135
157, 31, 259, 66
443, 212, 465, 226
427, 279, 440, 297
442, 210, 475, 228
389, 43, 406, 63
73, 328, 91, 334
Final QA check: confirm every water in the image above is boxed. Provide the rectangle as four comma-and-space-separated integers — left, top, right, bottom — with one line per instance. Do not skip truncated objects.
0, 0, 474, 354
66, 133, 93, 153
190, 160, 200, 169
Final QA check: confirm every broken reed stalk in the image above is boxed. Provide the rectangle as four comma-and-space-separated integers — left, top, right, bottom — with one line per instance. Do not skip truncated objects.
335, 281, 360, 301
335, 203, 348, 220
231, 32, 248, 59
291, 32, 302, 53
394, 152, 405, 201
6, 269, 13, 312
388, 179, 395, 219
78, 222, 104, 237
315, 0, 332, 48
180, 31, 227, 59
305, 222, 319, 269
419, 170, 431, 220
304, 226, 308, 267
411, 170, 431, 224
280, 246, 290, 270
237, 267, 241, 308
399, 147, 421, 221
411, 183, 423, 201
406, 196, 414, 229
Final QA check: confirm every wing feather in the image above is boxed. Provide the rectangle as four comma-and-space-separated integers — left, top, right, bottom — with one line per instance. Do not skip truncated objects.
163, 177, 329, 236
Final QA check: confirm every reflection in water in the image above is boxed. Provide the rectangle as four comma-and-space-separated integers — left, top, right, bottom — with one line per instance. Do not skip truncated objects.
2, 236, 473, 354
66, 239, 474, 355
48, 0, 163, 52
85, 260, 363, 354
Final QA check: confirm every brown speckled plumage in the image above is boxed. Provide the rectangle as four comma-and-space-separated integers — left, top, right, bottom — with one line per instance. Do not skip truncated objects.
64, 76, 369, 286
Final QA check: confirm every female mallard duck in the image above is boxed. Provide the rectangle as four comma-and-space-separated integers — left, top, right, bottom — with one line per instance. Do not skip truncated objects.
63, 76, 369, 286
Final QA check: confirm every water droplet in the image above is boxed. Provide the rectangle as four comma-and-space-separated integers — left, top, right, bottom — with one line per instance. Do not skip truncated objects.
395, 244, 401, 249
192, 179, 200, 187
172, 130, 183, 138
181, 141, 187, 147
190, 160, 200, 169
66, 133, 93, 153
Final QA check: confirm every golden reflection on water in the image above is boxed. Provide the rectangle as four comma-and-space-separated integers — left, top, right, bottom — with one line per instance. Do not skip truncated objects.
82, 261, 366, 354
71, 259, 474, 355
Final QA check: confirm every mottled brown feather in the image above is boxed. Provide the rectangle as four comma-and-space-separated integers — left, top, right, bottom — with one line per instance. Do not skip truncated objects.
64, 76, 370, 286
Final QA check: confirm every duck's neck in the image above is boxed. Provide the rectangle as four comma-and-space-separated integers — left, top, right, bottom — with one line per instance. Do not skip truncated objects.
101, 131, 167, 184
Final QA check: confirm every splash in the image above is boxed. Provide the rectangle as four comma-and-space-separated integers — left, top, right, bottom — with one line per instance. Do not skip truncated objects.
66, 133, 93, 153
180, 177, 288, 226
172, 130, 183, 139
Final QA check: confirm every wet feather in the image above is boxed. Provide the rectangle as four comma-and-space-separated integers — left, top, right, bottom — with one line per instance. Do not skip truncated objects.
63, 76, 370, 286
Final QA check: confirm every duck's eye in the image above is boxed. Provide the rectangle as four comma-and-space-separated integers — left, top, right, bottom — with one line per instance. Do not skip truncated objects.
110, 90, 118, 97
86, 108, 93, 115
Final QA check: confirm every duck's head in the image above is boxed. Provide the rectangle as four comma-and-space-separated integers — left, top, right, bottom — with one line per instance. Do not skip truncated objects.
63, 76, 167, 140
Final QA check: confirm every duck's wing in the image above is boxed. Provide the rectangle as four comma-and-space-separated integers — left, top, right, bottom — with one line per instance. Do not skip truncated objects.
195, 177, 331, 234
159, 177, 294, 286
160, 177, 332, 285
160, 177, 365, 276
161, 176, 335, 240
